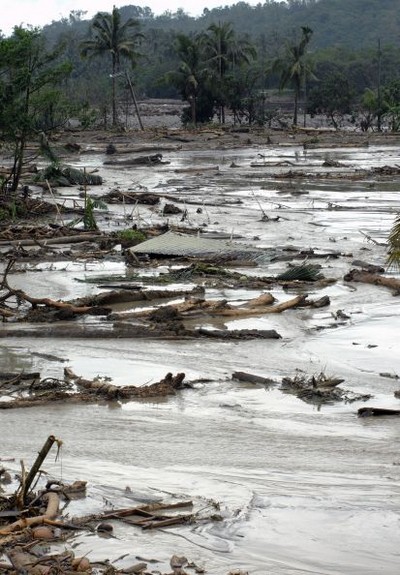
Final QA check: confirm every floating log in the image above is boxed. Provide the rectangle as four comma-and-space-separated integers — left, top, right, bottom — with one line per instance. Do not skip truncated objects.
358, 407, 400, 417
197, 328, 281, 339
351, 260, 385, 274
232, 372, 276, 385
101, 190, 160, 204
344, 269, 400, 293
103, 153, 167, 166
0, 233, 104, 247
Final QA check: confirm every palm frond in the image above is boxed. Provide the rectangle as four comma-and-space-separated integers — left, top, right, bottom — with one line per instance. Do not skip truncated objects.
387, 213, 400, 270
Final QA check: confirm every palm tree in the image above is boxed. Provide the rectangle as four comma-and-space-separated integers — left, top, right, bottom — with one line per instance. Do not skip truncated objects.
275, 26, 314, 126
80, 5, 143, 126
172, 34, 203, 125
202, 22, 256, 123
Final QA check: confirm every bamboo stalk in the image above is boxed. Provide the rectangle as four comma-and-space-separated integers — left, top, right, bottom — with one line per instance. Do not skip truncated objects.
18, 435, 57, 505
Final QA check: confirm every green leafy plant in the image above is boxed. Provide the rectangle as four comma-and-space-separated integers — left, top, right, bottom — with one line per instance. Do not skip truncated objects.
83, 196, 107, 231
115, 228, 146, 245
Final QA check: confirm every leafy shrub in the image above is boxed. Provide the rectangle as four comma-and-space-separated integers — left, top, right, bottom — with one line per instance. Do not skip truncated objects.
115, 229, 147, 246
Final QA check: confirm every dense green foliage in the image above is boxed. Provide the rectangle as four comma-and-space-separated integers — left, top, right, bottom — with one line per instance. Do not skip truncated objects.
0, 28, 73, 191
0, 0, 400, 133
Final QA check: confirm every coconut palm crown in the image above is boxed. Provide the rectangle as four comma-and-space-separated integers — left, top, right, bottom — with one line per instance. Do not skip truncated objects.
80, 5, 143, 125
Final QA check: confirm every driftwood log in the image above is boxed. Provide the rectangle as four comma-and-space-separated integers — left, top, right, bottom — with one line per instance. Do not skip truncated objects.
103, 153, 167, 166
358, 407, 400, 417
344, 269, 400, 293
0, 233, 105, 247
125, 293, 311, 321
1, 262, 111, 318
232, 372, 276, 385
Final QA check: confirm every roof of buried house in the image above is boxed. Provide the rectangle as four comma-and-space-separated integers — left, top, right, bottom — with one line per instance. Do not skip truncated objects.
129, 230, 272, 261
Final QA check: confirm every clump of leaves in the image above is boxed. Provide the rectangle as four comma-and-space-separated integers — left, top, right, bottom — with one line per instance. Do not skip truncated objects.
0, 199, 27, 221
115, 229, 147, 246
0, 207, 10, 221
276, 263, 324, 282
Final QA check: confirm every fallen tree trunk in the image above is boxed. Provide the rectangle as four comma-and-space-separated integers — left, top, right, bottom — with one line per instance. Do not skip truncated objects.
1, 267, 112, 317
232, 372, 276, 385
358, 407, 400, 417
0, 233, 104, 247
344, 269, 400, 293
106, 144, 181, 154
74, 287, 203, 308
133, 293, 307, 321
103, 153, 166, 166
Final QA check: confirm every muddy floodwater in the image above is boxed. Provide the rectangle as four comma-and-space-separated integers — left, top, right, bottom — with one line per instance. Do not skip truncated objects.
1, 131, 400, 574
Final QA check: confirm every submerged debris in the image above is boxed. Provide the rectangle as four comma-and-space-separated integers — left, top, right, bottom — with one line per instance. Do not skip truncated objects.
35, 164, 103, 186
281, 371, 372, 404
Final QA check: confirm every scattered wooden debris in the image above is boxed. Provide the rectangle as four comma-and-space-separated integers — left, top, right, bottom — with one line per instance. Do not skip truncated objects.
322, 158, 347, 168
281, 372, 372, 404
0, 260, 112, 320
0, 369, 190, 408
102, 189, 161, 204
0, 437, 221, 574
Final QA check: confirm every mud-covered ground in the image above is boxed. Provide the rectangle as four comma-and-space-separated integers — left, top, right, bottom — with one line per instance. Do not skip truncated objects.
1, 110, 400, 575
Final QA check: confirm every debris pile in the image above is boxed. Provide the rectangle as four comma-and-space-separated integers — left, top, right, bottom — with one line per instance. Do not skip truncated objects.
0, 369, 190, 409
0, 436, 223, 574
281, 371, 372, 404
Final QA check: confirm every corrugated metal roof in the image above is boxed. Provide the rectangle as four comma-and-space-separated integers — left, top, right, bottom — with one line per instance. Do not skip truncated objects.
129, 230, 268, 259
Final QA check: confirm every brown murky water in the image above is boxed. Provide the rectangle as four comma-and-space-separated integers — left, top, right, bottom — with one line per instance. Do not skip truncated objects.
1, 140, 400, 574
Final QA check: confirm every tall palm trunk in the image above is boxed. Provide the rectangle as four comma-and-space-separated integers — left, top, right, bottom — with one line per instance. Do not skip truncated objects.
293, 81, 299, 126
190, 97, 196, 125
112, 54, 117, 126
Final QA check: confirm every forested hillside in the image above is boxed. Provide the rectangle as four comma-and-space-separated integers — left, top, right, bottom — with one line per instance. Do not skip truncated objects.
1, 0, 400, 154
122, 0, 399, 50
